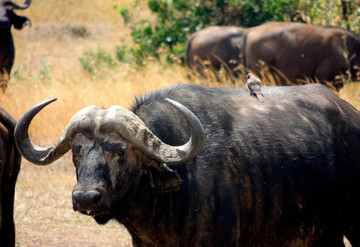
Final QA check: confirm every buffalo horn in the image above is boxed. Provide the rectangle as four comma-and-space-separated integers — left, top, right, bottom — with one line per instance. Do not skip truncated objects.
12, 0, 32, 10
14, 98, 90, 165
14, 98, 204, 166
105, 98, 204, 165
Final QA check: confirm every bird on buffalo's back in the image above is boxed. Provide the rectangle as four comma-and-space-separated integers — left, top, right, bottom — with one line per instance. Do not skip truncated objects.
246, 73, 264, 103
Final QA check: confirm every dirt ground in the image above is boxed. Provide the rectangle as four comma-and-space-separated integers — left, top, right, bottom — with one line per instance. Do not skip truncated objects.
14, 160, 133, 247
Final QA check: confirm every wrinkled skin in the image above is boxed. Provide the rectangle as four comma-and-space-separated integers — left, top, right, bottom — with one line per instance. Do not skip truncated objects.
186, 26, 246, 81
15, 84, 360, 246
0, 107, 21, 247
244, 22, 360, 90
0, 0, 31, 91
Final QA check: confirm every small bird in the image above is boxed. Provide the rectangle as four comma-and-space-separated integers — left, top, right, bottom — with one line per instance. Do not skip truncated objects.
246, 73, 264, 103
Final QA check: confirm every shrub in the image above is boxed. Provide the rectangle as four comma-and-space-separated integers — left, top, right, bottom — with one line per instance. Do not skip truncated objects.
79, 48, 116, 78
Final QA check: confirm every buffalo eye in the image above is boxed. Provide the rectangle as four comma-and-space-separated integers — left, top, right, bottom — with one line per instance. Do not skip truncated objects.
117, 150, 124, 157
117, 151, 126, 166
72, 143, 83, 154
102, 141, 126, 156
109, 144, 127, 165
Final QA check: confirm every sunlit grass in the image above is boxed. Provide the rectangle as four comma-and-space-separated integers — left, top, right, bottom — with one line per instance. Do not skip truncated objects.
15, 159, 133, 246
339, 82, 360, 109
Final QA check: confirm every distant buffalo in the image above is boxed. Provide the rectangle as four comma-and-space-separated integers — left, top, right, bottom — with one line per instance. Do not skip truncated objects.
185, 26, 246, 81
186, 22, 360, 89
0, 107, 21, 247
0, 0, 32, 91
244, 22, 360, 90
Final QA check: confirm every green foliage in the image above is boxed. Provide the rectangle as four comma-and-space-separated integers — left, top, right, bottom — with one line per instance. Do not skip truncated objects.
301, 0, 360, 34
115, 45, 130, 63
78, 44, 137, 76
119, 6, 131, 25
119, 0, 360, 66
79, 48, 117, 78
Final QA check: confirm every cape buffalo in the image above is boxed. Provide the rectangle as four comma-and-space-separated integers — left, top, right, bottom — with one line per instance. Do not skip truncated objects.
0, 0, 31, 91
15, 84, 360, 246
0, 107, 21, 247
185, 26, 246, 81
244, 22, 360, 90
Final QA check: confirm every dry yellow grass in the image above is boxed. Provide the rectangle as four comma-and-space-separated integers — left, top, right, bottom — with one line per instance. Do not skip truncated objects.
339, 82, 360, 109
0, 1, 360, 246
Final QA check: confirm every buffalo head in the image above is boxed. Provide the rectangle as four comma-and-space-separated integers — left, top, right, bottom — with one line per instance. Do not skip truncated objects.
0, 0, 31, 29
14, 98, 204, 224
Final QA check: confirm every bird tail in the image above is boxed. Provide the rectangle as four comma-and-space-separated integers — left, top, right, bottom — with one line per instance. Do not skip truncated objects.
257, 93, 264, 103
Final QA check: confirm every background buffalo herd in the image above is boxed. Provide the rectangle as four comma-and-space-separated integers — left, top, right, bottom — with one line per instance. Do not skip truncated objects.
1, 0, 360, 246
186, 22, 360, 90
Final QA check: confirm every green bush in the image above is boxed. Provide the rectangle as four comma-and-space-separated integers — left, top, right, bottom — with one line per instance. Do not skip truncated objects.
79, 48, 116, 78
115, 45, 130, 64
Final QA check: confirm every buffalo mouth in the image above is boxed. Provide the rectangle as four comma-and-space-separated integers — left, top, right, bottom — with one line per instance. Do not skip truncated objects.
80, 209, 111, 224
72, 189, 111, 224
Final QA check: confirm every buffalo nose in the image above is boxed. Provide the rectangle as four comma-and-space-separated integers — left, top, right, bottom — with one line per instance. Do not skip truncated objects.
72, 190, 102, 211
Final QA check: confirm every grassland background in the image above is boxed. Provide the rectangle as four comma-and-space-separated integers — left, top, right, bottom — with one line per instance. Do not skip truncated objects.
0, 0, 359, 246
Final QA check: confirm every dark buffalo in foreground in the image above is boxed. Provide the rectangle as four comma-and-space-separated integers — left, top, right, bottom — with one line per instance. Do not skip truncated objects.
15, 84, 360, 246
0, 107, 21, 247
244, 22, 360, 90
186, 26, 246, 80
0, 0, 31, 90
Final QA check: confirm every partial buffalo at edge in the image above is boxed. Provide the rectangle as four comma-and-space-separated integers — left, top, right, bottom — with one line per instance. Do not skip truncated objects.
0, 0, 32, 91
0, 107, 21, 247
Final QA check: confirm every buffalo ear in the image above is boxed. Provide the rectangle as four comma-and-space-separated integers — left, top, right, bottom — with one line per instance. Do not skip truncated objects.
13, 15, 31, 29
145, 160, 183, 192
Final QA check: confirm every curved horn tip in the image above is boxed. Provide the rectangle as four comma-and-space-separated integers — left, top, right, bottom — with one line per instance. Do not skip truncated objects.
164, 98, 195, 118
164, 98, 204, 132
12, 0, 32, 10
164, 98, 181, 108
15, 97, 58, 133
26, 98, 58, 115
14, 97, 61, 166
41, 98, 58, 106
164, 97, 205, 164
